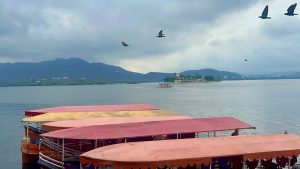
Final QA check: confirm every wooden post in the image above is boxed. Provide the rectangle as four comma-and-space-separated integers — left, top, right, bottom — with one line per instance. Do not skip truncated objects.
38, 139, 42, 150
176, 133, 179, 139
95, 140, 97, 149
26, 123, 29, 143
214, 131, 216, 137
62, 139, 65, 161
288, 157, 291, 169
208, 131, 210, 137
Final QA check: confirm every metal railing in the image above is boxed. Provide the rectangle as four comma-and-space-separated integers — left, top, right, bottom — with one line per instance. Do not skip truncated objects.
41, 138, 82, 161
39, 152, 64, 169
26, 123, 47, 134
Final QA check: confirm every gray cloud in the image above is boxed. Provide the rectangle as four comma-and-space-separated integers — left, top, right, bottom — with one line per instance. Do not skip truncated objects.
1, 0, 299, 74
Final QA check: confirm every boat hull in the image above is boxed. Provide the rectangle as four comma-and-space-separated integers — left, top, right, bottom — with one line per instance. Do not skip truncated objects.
22, 152, 39, 169
21, 138, 40, 169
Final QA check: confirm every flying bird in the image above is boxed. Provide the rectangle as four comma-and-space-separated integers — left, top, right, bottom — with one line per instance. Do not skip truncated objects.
284, 3, 298, 16
259, 5, 271, 19
157, 30, 165, 38
121, 42, 129, 47
244, 59, 248, 62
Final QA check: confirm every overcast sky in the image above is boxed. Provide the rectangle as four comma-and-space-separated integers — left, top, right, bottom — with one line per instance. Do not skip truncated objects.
0, 0, 300, 74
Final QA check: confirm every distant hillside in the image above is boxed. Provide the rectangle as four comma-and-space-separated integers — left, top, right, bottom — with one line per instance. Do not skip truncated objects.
0, 58, 175, 85
0, 58, 244, 86
246, 71, 300, 79
180, 69, 243, 80
290, 71, 300, 78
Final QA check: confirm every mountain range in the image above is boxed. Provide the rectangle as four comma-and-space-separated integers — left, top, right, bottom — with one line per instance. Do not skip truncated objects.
0, 58, 297, 86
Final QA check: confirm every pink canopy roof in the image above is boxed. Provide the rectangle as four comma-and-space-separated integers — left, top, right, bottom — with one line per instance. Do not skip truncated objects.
42, 116, 192, 131
25, 104, 158, 116
80, 134, 300, 169
41, 117, 255, 140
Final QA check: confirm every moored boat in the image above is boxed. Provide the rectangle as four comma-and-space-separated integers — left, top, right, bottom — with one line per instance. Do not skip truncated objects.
21, 104, 159, 169
25, 104, 158, 116
38, 117, 255, 169
80, 133, 300, 169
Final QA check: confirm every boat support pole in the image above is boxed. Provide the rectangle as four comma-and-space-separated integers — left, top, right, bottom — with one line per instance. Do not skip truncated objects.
288, 157, 291, 169
26, 123, 29, 143
95, 140, 97, 149
214, 131, 216, 137
62, 139, 65, 162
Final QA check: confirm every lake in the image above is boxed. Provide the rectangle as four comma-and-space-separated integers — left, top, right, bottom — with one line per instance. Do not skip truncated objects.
0, 79, 300, 169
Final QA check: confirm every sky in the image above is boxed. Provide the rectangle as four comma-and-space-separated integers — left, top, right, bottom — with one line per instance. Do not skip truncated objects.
0, 0, 300, 74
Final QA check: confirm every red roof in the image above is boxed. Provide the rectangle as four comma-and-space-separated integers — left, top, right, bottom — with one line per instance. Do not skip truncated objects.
42, 116, 191, 131
25, 104, 158, 116
41, 117, 255, 140
80, 134, 300, 169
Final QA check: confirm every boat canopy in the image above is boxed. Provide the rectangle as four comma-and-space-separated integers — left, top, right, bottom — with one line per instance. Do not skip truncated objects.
25, 103, 158, 116
42, 116, 191, 131
80, 134, 300, 169
22, 110, 177, 123
41, 117, 255, 140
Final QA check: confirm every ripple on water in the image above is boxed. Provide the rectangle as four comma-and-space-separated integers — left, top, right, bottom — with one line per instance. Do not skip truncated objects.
0, 79, 300, 169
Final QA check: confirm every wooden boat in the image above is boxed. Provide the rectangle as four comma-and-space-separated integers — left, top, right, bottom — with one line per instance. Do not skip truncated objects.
21, 104, 159, 169
42, 115, 190, 131
37, 117, 255, 169
80, 133, 300, 169
158, 82, 173, 88
25, 103, 158, 116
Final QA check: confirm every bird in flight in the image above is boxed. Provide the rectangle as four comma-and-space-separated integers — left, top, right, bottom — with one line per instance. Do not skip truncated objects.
259, 5, 271, 19
284, 3, 298, 16
244, 59, 248, 62
121, 42, 129, 47
157, 30, 165, 38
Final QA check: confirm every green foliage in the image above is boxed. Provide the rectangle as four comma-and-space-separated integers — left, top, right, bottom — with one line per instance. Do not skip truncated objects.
164, 77, 176, 82
204, 76, 214, 81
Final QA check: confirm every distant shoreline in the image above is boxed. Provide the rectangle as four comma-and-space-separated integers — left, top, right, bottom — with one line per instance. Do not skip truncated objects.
1, 78, 299, 87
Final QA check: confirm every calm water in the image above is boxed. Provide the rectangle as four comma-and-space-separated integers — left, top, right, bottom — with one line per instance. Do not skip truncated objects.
0, 79, 300, 169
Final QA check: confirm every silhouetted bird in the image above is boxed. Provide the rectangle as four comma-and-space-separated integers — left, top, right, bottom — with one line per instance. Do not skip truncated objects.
259, 5, 271, 19
157, 30, 165, 38
121, 42, 129, 47
244, 59, 248, 62
285, 3, 298, 16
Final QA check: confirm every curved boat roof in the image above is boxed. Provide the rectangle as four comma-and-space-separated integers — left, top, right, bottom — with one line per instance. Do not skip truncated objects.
80, 133, 300, 169
22, 110, 177, 123
41, 117, 255, 140
25, 103, 158, 116
42, 116, 191, 131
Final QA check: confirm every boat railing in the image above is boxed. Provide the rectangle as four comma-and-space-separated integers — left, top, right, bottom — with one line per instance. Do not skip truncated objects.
39, 152, 64, 169
21, 138, 39, 154
41, 138, 82, 160
27, 123, 47, 134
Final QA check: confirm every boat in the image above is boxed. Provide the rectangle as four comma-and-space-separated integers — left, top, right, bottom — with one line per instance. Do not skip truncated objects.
80, 133, 300, 169
37, 117, 255, 169
158, 82, 173, 88
25, 103, 158, 116
21, 104, 159, 169
42, 115, 190, 131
